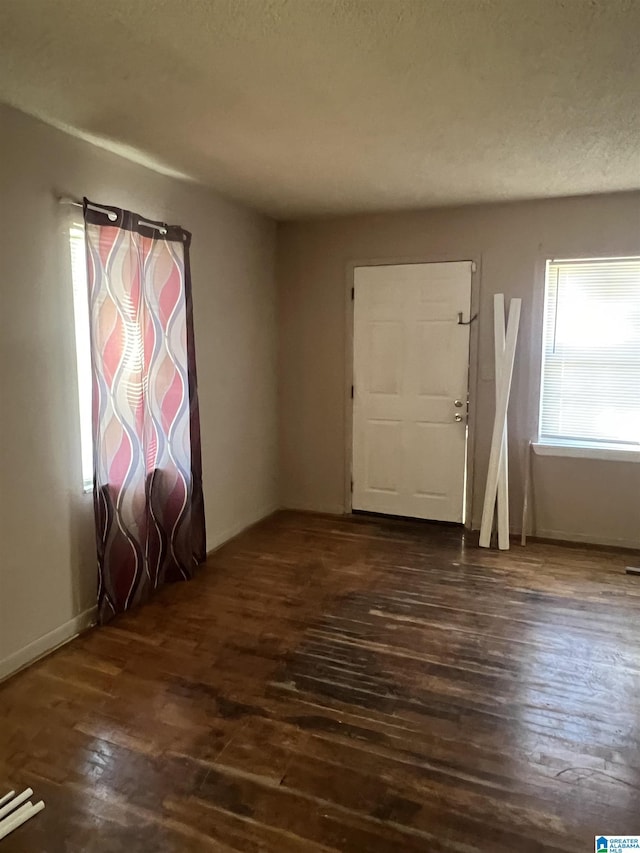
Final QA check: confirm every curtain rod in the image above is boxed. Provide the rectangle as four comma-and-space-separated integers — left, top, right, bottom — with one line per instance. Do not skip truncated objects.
58, 196, 118, 222
57, 196, 168, 234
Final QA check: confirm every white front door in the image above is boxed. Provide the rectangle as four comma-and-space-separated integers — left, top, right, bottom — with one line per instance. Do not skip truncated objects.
352, 262, 472, 522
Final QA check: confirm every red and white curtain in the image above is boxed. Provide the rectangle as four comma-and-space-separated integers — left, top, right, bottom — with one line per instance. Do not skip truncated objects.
83, 198, 206, 623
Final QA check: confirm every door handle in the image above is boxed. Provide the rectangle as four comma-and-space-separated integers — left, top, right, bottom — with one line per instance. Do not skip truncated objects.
454, 414, 463, 422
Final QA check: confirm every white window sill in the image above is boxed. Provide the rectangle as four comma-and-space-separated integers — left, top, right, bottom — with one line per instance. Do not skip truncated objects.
533, 442, 640, 463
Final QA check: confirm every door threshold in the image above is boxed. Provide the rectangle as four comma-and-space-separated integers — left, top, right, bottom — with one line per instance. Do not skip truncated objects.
350, 509, 465, 528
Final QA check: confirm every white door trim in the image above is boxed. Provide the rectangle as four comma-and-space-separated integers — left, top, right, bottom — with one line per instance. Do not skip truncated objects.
344, 254, 481, 528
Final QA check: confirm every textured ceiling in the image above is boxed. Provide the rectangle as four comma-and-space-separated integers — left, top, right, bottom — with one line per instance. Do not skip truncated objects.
1, 0, 639, 218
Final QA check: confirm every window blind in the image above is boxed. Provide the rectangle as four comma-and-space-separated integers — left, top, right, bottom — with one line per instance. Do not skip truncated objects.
539, 257, 640, 449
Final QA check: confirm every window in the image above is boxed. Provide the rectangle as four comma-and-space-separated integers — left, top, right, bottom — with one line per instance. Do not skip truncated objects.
539, 256, 640, 452
69, 221, 93, 491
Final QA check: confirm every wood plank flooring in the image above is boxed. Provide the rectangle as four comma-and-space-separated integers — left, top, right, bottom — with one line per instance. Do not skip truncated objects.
1, 510, 639, 852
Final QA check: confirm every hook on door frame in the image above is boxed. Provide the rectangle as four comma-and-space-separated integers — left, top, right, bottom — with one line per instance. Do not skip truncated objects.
457, 311, 478, 325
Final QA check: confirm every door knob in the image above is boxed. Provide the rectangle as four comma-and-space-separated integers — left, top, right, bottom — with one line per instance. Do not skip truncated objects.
454, 414, 463, 422
454, 400, 464, 407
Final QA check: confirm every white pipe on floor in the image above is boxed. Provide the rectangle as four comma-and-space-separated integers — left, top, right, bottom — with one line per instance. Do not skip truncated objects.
0, 801, 44, 841
0, 793, 15, 809
0, 801, 33, 832
0, 788, 33, 822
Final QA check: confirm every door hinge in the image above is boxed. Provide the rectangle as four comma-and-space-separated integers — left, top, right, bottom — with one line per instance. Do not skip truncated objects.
351, 287, 354, 300
351, 385, 354, 399
350, 477, 353, 493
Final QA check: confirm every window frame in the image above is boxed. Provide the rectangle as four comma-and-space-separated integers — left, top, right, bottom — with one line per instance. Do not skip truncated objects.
69, 218, 94, 493
536, 254, 640, 461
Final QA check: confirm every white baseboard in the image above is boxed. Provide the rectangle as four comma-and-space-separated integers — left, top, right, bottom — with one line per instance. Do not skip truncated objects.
469, 523, 640, 551
0, 605, 97, 683
206, 503, 280, 555
280, 501, 346, 516
533, 527, 640, 551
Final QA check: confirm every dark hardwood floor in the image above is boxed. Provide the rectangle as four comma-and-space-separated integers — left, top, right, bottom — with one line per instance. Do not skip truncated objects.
1, 511, 639, 852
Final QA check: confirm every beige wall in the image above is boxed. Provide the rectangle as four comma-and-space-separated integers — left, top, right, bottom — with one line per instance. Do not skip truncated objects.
0, 104, 278, 677
2, 102, 638, 681
277, 193, 640, 548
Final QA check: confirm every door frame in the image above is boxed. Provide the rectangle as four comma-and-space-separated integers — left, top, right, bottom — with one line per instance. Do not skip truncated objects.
344, 255, 482, 529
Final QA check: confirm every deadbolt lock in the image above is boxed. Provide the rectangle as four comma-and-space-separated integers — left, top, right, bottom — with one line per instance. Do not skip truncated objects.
454, 400, 464, 407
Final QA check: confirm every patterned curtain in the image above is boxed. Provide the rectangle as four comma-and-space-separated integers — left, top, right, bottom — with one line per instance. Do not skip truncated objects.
83, 199, 206, 624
